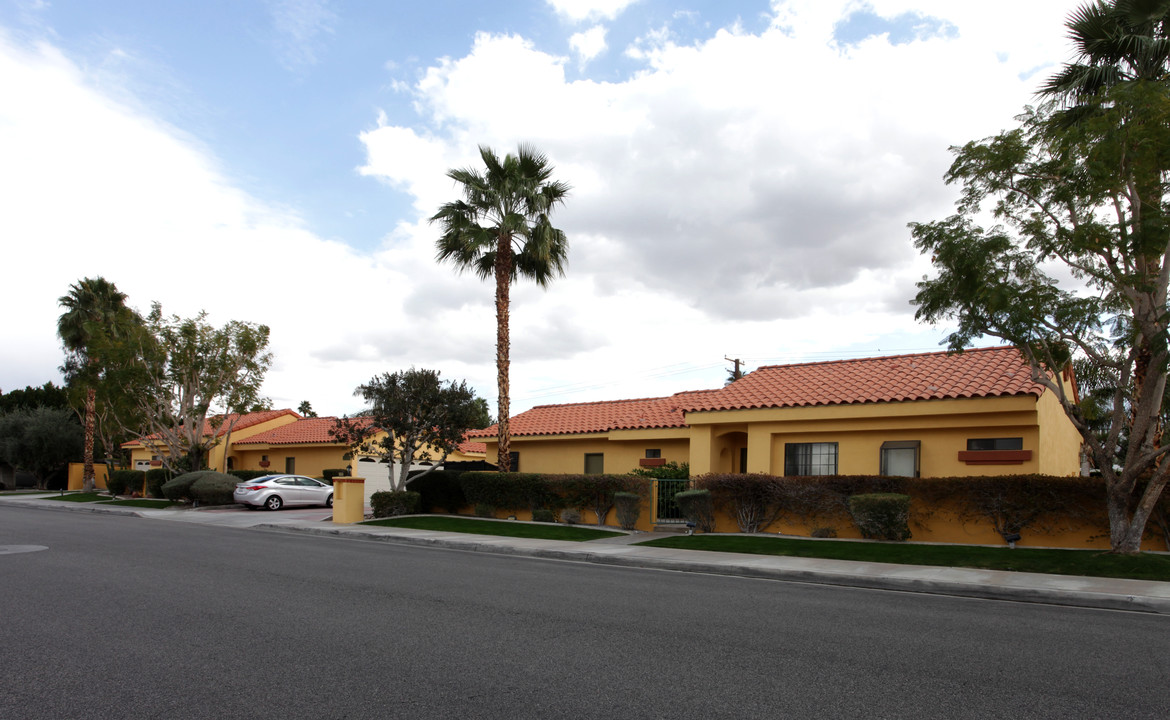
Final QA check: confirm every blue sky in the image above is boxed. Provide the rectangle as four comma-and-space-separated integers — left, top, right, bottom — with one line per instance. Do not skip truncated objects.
0, 0, 1085, 417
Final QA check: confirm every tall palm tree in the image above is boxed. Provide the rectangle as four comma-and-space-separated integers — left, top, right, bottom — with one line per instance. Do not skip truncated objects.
432, 145, 570, 472
1039, 0, 1170, 108
57, 277, 136, 492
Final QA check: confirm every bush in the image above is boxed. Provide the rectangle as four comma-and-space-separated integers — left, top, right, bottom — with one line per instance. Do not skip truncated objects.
695, 473, 784, 533
407, 470, 466, 513
322, 468, 350, 483
848, 493, 912, 541
532, 508, 556, 523
630, 461, 690, 479
107, 469, 144, 496
161, 472, 200, 502
145, 468, 172, 498
227, 470, 270, 482
561, 507, 581, 525
810, 527, 838, 538
460, 472, 546, 511
551, 474, 647, 525
474, 503, 496, 518
371, 490, 421, 518
615, 492, 641, 530
675, 489, 716, 533
190, 473, 240, 506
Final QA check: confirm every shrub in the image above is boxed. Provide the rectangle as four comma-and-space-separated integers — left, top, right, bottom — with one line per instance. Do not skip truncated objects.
848, 493, 912, 541
145, 468, 172, 498
615, 492, 641, 530
561, 507, 581, 525
810, 527, 838, 538
107, 469, 143, 497
162, 471, 236, 504
371, 490, 421, 518
407, 470, 466, 513
550, 474, 646, 525
674, 489, 716, 533
322, 468, 349, 483
474, 503, 496, 518
532, 508, 556, 523
630, 461, 690, 479
190, 473, 240, 506
695, 473, 784, 533
227, 470, 270, 482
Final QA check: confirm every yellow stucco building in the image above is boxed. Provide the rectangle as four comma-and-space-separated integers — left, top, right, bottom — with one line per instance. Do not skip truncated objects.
470, 347, 1083, 479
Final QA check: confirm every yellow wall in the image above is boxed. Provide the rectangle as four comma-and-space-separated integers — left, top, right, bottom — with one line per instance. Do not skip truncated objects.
483, 431, 690, 474
233, 445, 348, 477
1036, 388, 1084, 476
67, 463, 110, 491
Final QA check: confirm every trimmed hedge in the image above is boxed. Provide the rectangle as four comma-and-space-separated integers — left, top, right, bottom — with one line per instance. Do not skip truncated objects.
459, 472, 651, 525
190, 473, 240, 506
371, 490, 421, 518
407, 470, 466, 513
848, 493, 912, 541
145, 468, 171, 498
322, 468, 350, 483
615, 492, 640, 530
107, 469, 144, 496
675, 489, 715, 533
227, 470, 270, 482
163, 470, 237, 503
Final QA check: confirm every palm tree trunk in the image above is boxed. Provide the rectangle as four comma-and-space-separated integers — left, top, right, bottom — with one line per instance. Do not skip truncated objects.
496, 234, 513, 472
83, 386, 96, 493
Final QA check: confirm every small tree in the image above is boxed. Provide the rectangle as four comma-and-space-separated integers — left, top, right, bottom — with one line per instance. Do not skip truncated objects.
331, 368, 482, 492
0, 407, 83, 489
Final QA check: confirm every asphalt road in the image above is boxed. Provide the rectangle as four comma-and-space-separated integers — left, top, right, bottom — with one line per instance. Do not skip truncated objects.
2, 506, 1168, 719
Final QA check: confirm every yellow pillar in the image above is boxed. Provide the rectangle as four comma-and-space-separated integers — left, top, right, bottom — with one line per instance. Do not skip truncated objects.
332, 476, 366, 524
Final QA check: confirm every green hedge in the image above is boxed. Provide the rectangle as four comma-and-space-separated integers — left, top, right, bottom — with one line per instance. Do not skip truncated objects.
145, 468, 171, 499
848, 493, 912, 541
190, 473, 240, 506
406, 470, 465, 513
614, 492, 641, 530
675, 489, 715, 533
458, 472, 650, 525
322, 468, 349, 483
107, 469, 144, 496
371, 490, 421, 518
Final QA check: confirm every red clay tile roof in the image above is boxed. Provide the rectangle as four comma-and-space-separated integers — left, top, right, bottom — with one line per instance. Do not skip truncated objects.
680, 346, 1046, 412
233, 416, 351, 446
123, 408, 301, 446
456, 435, 487, 455
467, 390, 719, 439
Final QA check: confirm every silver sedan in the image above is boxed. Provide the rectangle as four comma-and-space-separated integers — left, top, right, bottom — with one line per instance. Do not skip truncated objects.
233, 474, 334, 511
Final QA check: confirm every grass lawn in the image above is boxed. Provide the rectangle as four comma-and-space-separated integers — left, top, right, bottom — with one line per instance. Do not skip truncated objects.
43, 492, 110, 503
99, 498, 176, 509
363, 516, 625, 542
639, 535, 1170, 582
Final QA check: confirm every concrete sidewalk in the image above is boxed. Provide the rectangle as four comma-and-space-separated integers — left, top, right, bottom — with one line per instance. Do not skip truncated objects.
5, 493, 1170, 615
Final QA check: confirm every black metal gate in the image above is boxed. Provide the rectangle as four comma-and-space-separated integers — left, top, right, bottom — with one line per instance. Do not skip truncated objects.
654, 479, 690, 524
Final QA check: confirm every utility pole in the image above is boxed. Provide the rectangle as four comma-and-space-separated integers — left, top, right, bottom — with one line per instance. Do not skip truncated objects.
725, 356, 744, 383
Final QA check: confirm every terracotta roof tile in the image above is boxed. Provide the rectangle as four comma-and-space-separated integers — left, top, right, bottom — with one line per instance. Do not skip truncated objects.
467, 390, 717, 439
124, 408, 301, 446
233, 416, 351, 446
681, 346, 1045, 412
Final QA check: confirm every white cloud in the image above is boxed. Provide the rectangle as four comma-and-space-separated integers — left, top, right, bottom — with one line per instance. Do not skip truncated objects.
266, 0, 336, 68
569, 25, 608, 64
546, 0, 638, 23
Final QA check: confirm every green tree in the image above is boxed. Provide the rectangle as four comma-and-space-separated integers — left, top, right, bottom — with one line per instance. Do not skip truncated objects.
432, 144, 570, 471
297, 400, 318, 418
468, 397, 492, 430
57, 277, 140, 492
330, 368, 482, 491
910, 81, 1170, 553
0, 383, 70, 413
0, 407, 83, 489
106, 305, 272, 473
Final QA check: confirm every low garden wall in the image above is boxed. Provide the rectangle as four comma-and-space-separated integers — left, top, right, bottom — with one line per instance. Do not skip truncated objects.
396, 470, 1169, 552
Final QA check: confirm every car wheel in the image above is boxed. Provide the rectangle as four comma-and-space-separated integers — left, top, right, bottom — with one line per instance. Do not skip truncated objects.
265, 495, 283, 511
326, 494, 333, 508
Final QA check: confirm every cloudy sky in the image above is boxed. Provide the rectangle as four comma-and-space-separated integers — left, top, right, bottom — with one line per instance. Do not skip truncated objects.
0, 0, 1086, 418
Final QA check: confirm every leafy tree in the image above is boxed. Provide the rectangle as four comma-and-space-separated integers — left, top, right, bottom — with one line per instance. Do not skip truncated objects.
468, 397, 492, 430
330, 368, 482, 491
910, 75, 1170, 551
57, 277, 140, 492
0, 383, 70, 413
297, 400, 318, 418
432, 144, 570, 471
0, 407, 83, 489
103, 305, 272, 473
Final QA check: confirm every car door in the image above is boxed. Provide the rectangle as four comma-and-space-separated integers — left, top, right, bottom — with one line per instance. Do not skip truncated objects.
273, 477, 303, 505
296, 477, 329, 506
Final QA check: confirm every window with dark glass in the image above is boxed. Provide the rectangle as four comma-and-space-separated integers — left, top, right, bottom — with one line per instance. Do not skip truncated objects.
584, 453, 604, 474
880, 440, 920, 477
966, 438, 1023, 451
285, 457, 295, 474
784, 442, 838, 476
645, 449, 661, 459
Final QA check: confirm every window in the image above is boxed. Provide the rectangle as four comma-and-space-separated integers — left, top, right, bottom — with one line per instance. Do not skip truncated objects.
584, 453, 604, 474
784, 442, 837, 476
226, 457, 235, 470
967, 438, 1023, 451
509, 452, 520, 471
739, 447, 748, 473
645, 449, 661, 459
880, 441, 920, 478
285, 457, 295, 474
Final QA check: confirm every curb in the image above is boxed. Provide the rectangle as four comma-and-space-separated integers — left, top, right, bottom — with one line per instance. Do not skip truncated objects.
257, 523, 1170, 615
